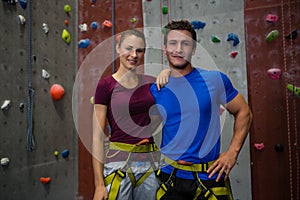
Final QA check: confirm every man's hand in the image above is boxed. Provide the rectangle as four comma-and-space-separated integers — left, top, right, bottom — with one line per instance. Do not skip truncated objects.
207, 150, 238, 182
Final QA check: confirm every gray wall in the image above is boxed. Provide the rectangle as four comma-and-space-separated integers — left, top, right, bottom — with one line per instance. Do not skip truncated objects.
0, 1, 77, 199
143, 1, 251, 199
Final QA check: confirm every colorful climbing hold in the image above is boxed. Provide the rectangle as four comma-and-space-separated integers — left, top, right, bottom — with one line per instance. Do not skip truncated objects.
266, 30, 279, 42
90, 96, 94, 104
230, 51, 238, 58
103, 20, 112, 28
287, 84, 300, 98
266, 14, 278, 23
162, 6, 168, 14
91, 22, 98, 29
78, 39, 90, 48
274, 144, 284, 152
79, 23, 88, 32
191, 20, 206, 30
211, 35, 221, 43
254, 143, 265, 150
62, 29, 71, 44
42, 69, 50, 79
64, 4, 71, 13
285, 29, 298, 40
267, 68, 281, 80
64, 19, 69, 26
0, 157, 10, 166
54, 150, 59, 157
42, 23, 49, 34
18, 0, 26, 9
40, 177, 51, 184
50, 84, 65, 101
1, 100, 11, 111
130, 17, 137, 23
61, 149, 70, 158
227, 33, 240, 46
18, 15, 26, 25
19, 103, 25, 112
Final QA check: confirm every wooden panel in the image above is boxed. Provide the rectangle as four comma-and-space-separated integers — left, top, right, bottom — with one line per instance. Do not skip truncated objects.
245, 1, 300, 199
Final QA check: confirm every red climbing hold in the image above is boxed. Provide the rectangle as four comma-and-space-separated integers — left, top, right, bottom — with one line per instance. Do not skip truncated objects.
50, 84, 65, 101
230, 51, 238, 58
40, 177, 51, 184
103, 20, 112, 28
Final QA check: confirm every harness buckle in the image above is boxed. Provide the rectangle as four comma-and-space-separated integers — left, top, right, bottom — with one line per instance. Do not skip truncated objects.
177, 160, 193, 166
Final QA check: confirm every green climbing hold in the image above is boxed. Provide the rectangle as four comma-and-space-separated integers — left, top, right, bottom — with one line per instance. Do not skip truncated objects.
211, 35, 221, 43
162, 6, 168, 14
287, 84, 300, 98
161, 27, 166, 34
130, 17, 137, 23
266, 30, 279, 42
62, 29, 71, 44
64, 4, 71, 13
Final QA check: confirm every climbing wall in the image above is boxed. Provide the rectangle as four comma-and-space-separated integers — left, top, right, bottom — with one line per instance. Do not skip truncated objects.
76, 0, 252, 199
143, 1, 252, 199
76, 0, 144, 199
245, 0, 300, 199
0, 1, 77, 199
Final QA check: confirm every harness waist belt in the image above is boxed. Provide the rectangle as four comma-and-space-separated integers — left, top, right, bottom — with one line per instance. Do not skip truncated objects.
109, 141, 159, 153
164, 156, 215, 172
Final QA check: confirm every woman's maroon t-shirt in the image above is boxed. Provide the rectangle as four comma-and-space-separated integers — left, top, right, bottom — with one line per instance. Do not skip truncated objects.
94, 74, 156, 145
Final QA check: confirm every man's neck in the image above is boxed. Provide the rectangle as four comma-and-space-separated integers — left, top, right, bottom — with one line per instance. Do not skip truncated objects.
170, 65, 193, 77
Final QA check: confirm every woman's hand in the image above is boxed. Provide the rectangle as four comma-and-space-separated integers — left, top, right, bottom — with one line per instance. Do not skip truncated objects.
156, 69, 171, 90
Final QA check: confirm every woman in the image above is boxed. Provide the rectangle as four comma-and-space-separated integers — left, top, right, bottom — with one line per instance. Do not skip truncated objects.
93, 29, 161, 200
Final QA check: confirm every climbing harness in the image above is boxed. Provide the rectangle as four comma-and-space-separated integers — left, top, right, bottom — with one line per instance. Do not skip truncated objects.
104, 139, 159, 200
26, 0, 35, 151
280, 0, 299, 199
156, 156, 233, 200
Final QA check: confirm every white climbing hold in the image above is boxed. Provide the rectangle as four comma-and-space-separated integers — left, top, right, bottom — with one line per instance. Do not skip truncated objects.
18, 15, 26, 25
42, 69, 50, 79
42, 23, 49, 34
79, 23, 88, 32
1, 157, 10, 166
1, 100, 11, 110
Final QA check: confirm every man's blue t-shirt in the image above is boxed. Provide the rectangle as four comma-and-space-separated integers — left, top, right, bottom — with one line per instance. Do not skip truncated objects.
150, 68, 238, 180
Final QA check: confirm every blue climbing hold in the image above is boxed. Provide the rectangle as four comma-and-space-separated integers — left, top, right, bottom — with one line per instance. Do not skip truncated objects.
91, 22, 98, 29
191, 20, 206, 30
18, 0, 26, 9
78, 39, 90, 48
227, 33, 239, 46
61, 149, 70, 158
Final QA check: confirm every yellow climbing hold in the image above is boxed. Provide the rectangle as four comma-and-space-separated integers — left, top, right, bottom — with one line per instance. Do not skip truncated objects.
62, 29, 71, 44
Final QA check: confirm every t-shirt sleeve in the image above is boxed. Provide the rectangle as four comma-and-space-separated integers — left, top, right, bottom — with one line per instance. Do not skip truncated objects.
94, 79, 110, 105
220, 72, 238, 104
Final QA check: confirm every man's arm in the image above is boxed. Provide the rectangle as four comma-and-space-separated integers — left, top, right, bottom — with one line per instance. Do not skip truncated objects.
207, 93, 253, 182
93, 104, 109, 200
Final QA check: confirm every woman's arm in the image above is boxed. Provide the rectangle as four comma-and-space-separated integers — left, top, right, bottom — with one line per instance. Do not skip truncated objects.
93, 104, 109, 200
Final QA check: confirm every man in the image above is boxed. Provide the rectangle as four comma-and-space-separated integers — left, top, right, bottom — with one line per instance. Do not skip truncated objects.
151, 20, 252, 200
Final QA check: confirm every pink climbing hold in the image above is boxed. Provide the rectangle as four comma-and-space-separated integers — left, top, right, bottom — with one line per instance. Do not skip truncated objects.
267, 68, 281, 80
230, 51, 238, 58
254, 143, 265, 150
266, 14, 278, 23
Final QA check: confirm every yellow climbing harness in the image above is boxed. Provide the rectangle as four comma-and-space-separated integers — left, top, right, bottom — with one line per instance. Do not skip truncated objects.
104, 139, 159, 200
156, 156, 233, 200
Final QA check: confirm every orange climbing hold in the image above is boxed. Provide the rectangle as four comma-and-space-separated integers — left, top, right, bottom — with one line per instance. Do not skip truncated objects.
50, 84, 65, 101
40, 177, 51, 184
103, 20, 112, 28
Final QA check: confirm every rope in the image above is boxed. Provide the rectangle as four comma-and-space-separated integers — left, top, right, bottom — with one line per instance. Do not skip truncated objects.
287, 1, 299, 198
26, 0, 35, 151
111, 0, 115, 74
280, 0, 294, 198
